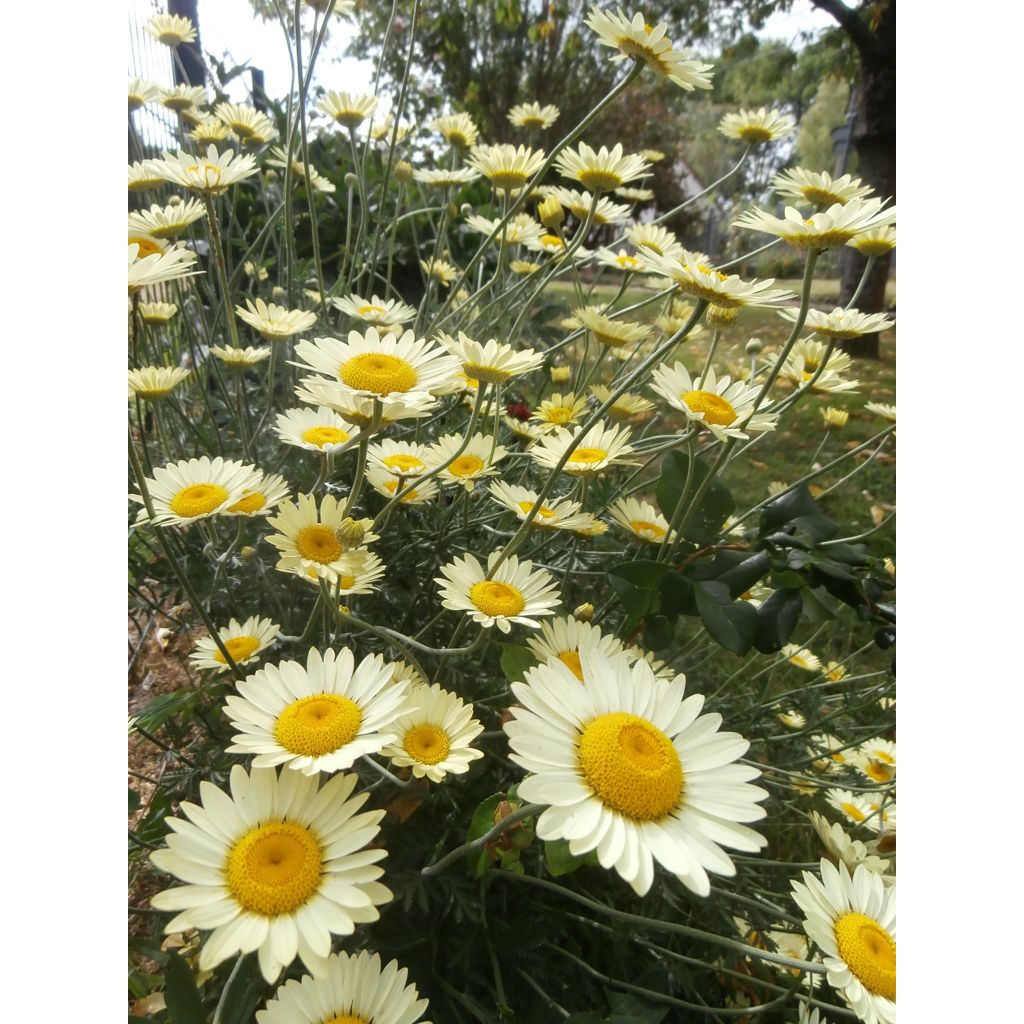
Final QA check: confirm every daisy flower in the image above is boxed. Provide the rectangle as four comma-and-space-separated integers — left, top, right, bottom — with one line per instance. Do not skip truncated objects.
638, 249, 793, 309
508, 101, 560, 129
848, 225, 896, 258
214, 103, 277, 145
324, 551, 387, 598
293, 328, 461, 405
487, 482, 598, 533
585, 6, 714, 92
773, 168, 874, 208
825, 788, 891, 833
266, 147, 336, 192
420, 257, 460, 286
734, 198, 897, 250
128, 242, 199, 293
382, 683, 485, 782
366, 439, 435, 478
791, 859, 895, 1024
132, 457, 263, 527
266, 494, 377, 583
544, 187, 632, 225
367, 465, 440, 505
296, 378, 438, 426
128, 198, 207, 239
554, 142, 651, 192
413, 166, 481, 188
255, 950, 430, 1024
190, 616, 279, 673
436, 551, 560, 634
864, 402, 896, 422
128, 77, 162, 111
531, 422, 637, 475
154, 145, 259, 194
464, 213, 544, 247
615, 185, 655, 202
718, 107, 796, 144
468, 143, 546, 193
189, 118, 232, 143
224, 647, 408, 775
443, 332, 544, 384
857, 738, 896, 784
139, 301, 179, 324
574, 305, 652, 348
609, 497, 675, 544
592, 247, 645, 272
223, 472, 292, 517
525, 614, 627, 681
649, 362, 778, 441
627, 222, 684, 258
209, 345, 272, 367
145, 13, 197, 46
777, 709, 807, 729
823, 660, 849, 682
588, 385, 654, 420
129, 159, 171, 191
331, 295, 416, 333
369, 114, 416, 145
149, 766, 392, 982
821, 407, 849, 429
431, 112, 480, 148
275, 406, 357, 454
128, 366, 190, 401
430, 432, 508, 490
783, 644, 822, 672
810, 811, 892, 878
236, 299, 317, 340
530, 392, 589, 431
506, 648, 767, 896
780, 306, 895, 339
317, 90, 378, 128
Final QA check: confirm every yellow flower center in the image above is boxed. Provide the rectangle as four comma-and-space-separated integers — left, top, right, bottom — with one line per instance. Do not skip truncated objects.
617, 254, 640, 268
213, 635, 261, 664
169, 483, 230, 518
872, 749, 895, 764
631, 519, 667, 540
488, 170, 530, 191
339, 353, 418, 395
339, 574, 357, 589
129, 235, 164, 258
449, 455, 486, 478
834, 912, 896, 1001
682, 390, 737, 426
295, 525, 343, 563
840, 801, 866, 822
578, 169, 624, 192
577, 712, 683, 821
225, 821, 322, 916
302, 425, 350, 448
695, 263, 728, 282
557, 649, 584, 680
518, 501, 557, 520
275, 693, 363, 756
323, 1017, 366, 1024
540, 233, 565, 249
226, 492, 267, 514
403, 724, 451, 765
865, 761, 894, 783
739, 125, 773, 143
546, 407, 573, 424
383, 453, 426, 474
469, 580, 526, 618
357, 304, 387, 317
566, 446, 608, 465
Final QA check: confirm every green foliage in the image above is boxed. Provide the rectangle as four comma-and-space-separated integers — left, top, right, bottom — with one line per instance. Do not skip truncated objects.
796, 75, 853, 172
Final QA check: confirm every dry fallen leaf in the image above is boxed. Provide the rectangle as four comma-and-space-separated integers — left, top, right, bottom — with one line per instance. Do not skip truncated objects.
130, 993, 166, 1016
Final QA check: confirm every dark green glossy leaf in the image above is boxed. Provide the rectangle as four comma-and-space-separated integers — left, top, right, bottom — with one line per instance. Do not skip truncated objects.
607, 560, 670, 626
694, 581, 757, 655
642, 614, 674, 651
801, 587, 838, 623
543, 838, 597, 876
164, 951, 206, 1024
759, 485, 838, 543
129, 787, 141, 813
465, 794, 504, 877
499, 644, 537, 684
753, 588, 803, 653
656, 451, 734, 545
824, 542, 870, 565
716, 550, 771, 597
658, 571, 695, 618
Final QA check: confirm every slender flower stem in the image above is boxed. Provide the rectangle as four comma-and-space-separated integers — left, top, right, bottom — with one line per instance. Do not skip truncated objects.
421, 803, 545, 876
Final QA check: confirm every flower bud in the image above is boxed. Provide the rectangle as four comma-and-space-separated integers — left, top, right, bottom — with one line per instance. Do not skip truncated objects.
392, 160, 414, 184
343, 171, 359, 189
167, 195, 182, 207
745, 336, 764, 355
549, 365, 571, 384
460, 203, 473, 218
573, 602, 595, 622
335, 516, 367, 548
537, 195, 564, 228
819, 407, 849, 429
271, 286, 286, 302
239, 545, 257, 561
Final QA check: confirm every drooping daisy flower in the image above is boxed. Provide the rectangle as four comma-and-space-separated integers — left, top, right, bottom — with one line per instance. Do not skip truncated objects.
324, 550, 387, 598
464, 213, 544, 247
574, 305, 652, 348
734, 198, 896, 250
266, 494, 377, 583
223, 472, 291, 517
145, 13, 197, 46
190, 616, 279, 673
649, 362, 778, 441
419, 257, 460, 287
317, 90, 378, 128
544, 187, 632, 225
467, 143, 546, 193
777, 709, 807, 729
431, 432, 508, 490
189, 118, 232, 143
588, 385, 655, 420
266, 147, 336, 192
128, 78, 162, 111
782, 644, 822, 672
209, 345, 272, 367
331, 295, 417, 331
555, 142, 651, 193
225, 647, 408, 775
431, 112, 480, 148
275, 406, 356, 454
792, 859, 896, 1024
848, 225, 896, 258
592, 247, 643, 273
506, 648, 767, 895
154, 145, 259, 195
627, 222, 684, 259
780, 306, 895, 339
128, 198, 207, 239
585, 6, 714, 92
364, 464, 437, 505
810, 811, 892, 879
609, 497, 675, 544
487, 482, 599, 532
864, 402, 896, 422
436, 551, 560, 634
128, 159, 170, 191
128, 242, 200, 293
615, 185, 655, 202
213, 103, 277, 145
296, 377, 438, 426
132, 457, 264, 527
508, 101, 560, 129
255, 950, 430, 1024
382, 683, 485, 782
773, 168, 874, 208
638, 250, 793, 309
139, 301, 179, 324
443, 332, 544, 384
412, 166, 482, 188
525, 614, 627, 681
149, 766, 392, 982
530, 392, 589, 431
531, 422, 637, 475
718, 107, 796, 144
128, 366, 190, 401
236, 299, 317, 340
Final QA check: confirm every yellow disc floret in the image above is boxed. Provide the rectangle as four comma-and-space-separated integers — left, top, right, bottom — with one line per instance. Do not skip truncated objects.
213, 635, 261, 664
449, 455, 486, 478
274, 693, 363, 756
469, 580, 526, 618
403, 724, 451, 765
631, 519, 667, 540
682, 390, 737, 426
566, 446, 608, 466
578, 712, 683, 821
557, 649, 584, 680
323, 1016, 366, 1024
225, 821, 323, 916
295, 525, 343, 563
518, 501, 557, 520
383, 453, 426, 474
302, 426, 350, 448
834, 912, 896, 1000
169, 483, 230, 518
339, 353, 418, 395
226, 492, 267, 514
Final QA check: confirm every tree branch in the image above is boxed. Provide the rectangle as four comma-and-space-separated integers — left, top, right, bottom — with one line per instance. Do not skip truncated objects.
811, 0, 878, 58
